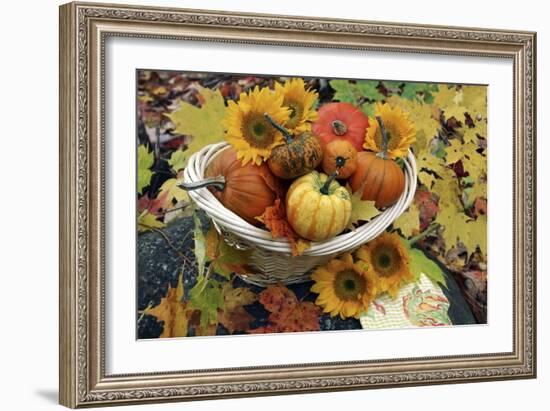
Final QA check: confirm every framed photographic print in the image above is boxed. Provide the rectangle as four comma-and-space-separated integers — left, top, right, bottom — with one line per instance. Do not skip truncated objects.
59, 1, 537, 408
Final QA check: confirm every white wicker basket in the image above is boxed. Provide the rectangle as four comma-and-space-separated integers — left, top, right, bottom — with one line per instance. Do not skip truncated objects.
183, 142, 417, 286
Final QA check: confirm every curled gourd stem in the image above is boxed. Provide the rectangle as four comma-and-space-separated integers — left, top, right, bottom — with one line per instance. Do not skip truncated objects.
320, 170, 339, 195
264, 112, 293, 144
331, 119, 347, 136
179, 175, 226, 192
375, 115, 389, 160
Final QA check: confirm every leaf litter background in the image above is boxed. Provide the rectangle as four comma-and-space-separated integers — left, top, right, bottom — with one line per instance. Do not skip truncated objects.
136, 70, 487, 338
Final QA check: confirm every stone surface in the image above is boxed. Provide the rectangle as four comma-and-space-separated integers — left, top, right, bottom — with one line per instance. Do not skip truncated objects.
137, 214, 475, 339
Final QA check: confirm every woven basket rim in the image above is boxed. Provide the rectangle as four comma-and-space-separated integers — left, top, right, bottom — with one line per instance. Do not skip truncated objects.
183, 142, 417, 256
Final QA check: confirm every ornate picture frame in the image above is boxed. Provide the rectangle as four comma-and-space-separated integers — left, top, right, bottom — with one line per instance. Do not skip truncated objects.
59, 1, 536, 408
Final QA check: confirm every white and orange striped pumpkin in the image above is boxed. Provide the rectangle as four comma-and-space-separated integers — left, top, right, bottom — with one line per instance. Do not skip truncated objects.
285, 171, 351, 241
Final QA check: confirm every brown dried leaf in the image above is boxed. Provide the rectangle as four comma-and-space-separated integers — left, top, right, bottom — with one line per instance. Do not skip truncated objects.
251, 284, 320, 333
145, 272, 189, 338
217, 282, 257, 334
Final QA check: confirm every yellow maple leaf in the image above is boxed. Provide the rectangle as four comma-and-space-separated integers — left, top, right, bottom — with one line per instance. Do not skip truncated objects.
137, 210, 166, 232
167, 149, 187, 172
137, 145, 154, 195
461, 214, 487, 255
387, 96, 440, 155
145, 272, 189, 338
443, 138, 486, 183
221, 282, 257, 312
418, 170, 436, 189
466, 181, 487, 204
444, 138, 465, 165
393, 203, 420, 238
158, 178, 190, 204
347, 190, 381, 229
416, 150, 450, 189
432, 176, 486, 254
461, 85, 487, 119
435, 203, 470, 251
164, 86, 226, 168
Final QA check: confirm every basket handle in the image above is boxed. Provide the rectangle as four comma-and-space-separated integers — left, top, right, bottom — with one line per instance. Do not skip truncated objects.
179, 175, 226, 192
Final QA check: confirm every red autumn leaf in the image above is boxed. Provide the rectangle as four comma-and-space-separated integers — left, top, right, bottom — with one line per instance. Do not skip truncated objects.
473, 197, 487, 217
256, 199, 310, 256
250, 284, 320, 333
415, 189, 439, 231
137, 190, 171, 216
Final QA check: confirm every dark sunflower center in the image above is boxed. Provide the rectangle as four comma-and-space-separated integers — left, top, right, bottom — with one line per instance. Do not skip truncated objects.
334, 269, 366, 301
372, 244, 401, 277
253, 122, 266, 136
378, 253, 391, 268
242, 114, 276, 148
344, 279, 356, 291
284, 100, 303, 129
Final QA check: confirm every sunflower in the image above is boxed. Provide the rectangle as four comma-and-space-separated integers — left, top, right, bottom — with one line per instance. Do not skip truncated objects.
356, 232, 413, 299
311, 253, 378, 319
363, 102, 416, 159
223, 86, 290, 165
274, 78, 318, 133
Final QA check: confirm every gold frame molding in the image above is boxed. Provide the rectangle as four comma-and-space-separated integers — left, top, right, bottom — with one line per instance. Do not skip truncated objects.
59, 1, 537, 408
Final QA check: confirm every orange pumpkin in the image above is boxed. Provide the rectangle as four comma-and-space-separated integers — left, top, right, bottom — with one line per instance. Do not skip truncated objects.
349, 151, 405, 208
204, 147, 284, 225
264, 114, 323, 179
312, 102, 370, 151
321, 139, 358, 179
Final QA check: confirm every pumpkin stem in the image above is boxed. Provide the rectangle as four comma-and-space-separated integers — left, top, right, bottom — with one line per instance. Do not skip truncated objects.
320, 171, 339, 195
331, 120, 347, 136
179, 175, 226, 192
375, 115, 389, 159
335, 156, 347, 168
264, 113, 293, 144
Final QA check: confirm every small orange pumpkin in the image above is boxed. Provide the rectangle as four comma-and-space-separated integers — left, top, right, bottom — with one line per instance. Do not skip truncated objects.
204, 147, 284, 225
321, 139, 358, 179
349, 116, 405, 208
312, 102, 370, 151
349, 152, 405, 208
264, 114, 323, 179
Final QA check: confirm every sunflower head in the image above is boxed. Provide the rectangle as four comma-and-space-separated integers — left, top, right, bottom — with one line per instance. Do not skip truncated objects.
364, 102, 416, 160
274, 78, 318, 133
311, 253, 377, 319
355, 232, 413, 299
222, 86, 290, 165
